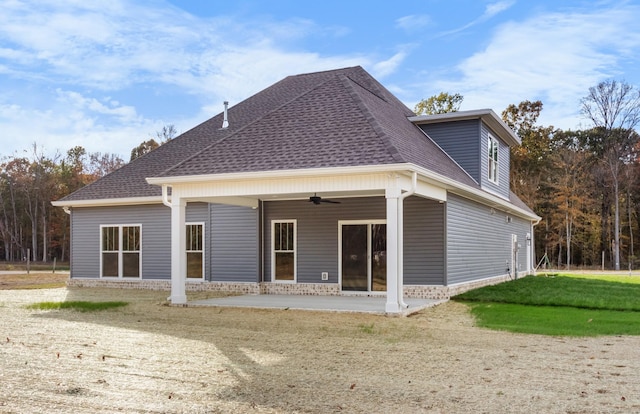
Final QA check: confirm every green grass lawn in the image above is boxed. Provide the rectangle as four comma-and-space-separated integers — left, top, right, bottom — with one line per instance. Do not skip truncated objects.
26, 301, 128, 312
453, 274, 640, 336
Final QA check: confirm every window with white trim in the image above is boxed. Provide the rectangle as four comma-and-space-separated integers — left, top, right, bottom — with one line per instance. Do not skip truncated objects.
101, 225, 141, 278
186, 223, 204, 279
272, 220, 296, 281
488, 134, 499, 183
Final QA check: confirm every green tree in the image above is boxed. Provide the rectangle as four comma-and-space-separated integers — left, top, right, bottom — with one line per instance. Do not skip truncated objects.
414, 92, 463, 115
129, 124, 178, 162
502, 101, 564, 266
130, 139, 159, 162
502, 101, 555, 209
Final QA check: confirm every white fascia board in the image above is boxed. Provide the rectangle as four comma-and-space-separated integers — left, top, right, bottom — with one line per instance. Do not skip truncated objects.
195, 196, 259, 208
409, 109, 520, 147
408, 164, 540, 222
147, 162, 538, 221
146, 163, 412, 186
53, 164, 537, 221
51, 196, 163, 208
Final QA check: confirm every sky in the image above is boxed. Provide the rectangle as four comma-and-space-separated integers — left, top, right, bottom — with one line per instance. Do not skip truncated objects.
1, 0, 639, 160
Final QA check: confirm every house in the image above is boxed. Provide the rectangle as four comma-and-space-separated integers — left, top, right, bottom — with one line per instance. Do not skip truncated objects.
52, 66, 540, 314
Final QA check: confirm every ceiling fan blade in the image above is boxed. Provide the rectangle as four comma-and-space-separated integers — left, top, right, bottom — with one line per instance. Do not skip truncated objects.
309, 193, 340, 205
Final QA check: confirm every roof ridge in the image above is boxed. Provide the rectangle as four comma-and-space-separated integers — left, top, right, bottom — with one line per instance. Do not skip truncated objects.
342, 73, 478, 186
157, 71, 348, 178
285, 66, 361, 80
344, 73, 388, 102
340, 74, 405, 163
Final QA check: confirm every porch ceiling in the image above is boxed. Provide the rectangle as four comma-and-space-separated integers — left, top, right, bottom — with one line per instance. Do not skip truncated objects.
187, 189, 387, 207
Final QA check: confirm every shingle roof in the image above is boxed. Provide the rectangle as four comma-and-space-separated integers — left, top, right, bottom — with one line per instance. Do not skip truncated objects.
57, 66, 494, 203
157, 66, 478, 188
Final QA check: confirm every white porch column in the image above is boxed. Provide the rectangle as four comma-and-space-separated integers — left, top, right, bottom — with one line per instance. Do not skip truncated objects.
397, 196, 408, 308
385, 183, 401, 314
170, 197, 187, 304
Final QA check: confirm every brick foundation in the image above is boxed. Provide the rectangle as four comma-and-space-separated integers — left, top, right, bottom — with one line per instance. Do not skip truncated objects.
445, 273, 523, 298
259, 282, 341, 296
67, 273, 529, 299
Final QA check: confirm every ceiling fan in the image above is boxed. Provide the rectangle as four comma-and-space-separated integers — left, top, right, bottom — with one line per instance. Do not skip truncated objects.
309, 193, 341, 205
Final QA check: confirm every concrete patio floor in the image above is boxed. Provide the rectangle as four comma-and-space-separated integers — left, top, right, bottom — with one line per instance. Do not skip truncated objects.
188, 294, 447, 316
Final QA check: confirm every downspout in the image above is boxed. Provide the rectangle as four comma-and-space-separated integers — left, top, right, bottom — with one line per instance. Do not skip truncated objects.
531, 218, 540, 274
397, 171, 417, 308
162, 184, 172, 208
260, 199, 264, 284
162, 184, 173, 301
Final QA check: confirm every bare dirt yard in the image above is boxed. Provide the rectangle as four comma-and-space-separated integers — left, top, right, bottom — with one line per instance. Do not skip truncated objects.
1, 275, 640, 413
0, 271, 68, 290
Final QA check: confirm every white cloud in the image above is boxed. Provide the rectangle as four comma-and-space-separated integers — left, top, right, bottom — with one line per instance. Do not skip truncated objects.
421, 3, 640, 130
0, 0, 375, 157
484, 1, 516, 19
395, 15, 432, 32
55, 89, 140, 123
371, 50, 409, 78
0, 88, 159, 158
437, 0, 515, 37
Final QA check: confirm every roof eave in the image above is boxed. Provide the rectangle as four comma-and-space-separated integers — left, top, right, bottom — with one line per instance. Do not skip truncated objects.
53, 164, 538, 221
408, 109, 520, 147
145, 163, 414, 185
146, 163, 539, 221
51, 196, 163, 208
409, 164, 540, 222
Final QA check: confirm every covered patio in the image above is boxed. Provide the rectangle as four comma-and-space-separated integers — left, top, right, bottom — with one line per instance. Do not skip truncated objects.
149, 165, 448, 314
187, 294, 446, 316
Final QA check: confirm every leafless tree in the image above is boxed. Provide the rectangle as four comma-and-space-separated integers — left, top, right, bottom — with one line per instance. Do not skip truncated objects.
581, 80, 640, 270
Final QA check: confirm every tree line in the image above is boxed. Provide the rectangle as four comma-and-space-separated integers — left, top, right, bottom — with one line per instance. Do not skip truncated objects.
0, 126, 176, 263
0, 145, 124, 262
417, 80, 640, 270
2, 82, 639, 271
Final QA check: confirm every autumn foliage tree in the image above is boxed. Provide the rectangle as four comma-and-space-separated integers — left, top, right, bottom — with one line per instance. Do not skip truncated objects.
0, 126, 175, 263
580, 80, 640, 269
504, 80, 640, 270
0, 145, 124, 262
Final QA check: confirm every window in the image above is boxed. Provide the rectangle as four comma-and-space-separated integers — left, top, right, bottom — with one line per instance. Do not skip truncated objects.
101, 225, 141, 278
488, 135, 499, 183
186, 223, 204, 279
272, 220, 296, 281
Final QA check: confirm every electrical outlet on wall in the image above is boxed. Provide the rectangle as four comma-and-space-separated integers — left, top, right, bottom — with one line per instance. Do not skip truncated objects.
321, 272, 329, 281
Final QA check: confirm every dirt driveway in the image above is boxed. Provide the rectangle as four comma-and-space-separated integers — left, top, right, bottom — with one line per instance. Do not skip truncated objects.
1, 284, 639, 413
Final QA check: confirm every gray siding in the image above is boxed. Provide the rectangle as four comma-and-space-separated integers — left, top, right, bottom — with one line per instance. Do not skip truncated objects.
419, 120, 480, 183
186, 202, 209, 222
446, 193, 531, 284
480, 122, 511, 199
263, 196, 445, 285
70, 204, 172, 279
263, 198, 383, 283
71, 202, 216, 280
70, 207, 99, 278
404, 197, 445, 285
210, 204, 259, 282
